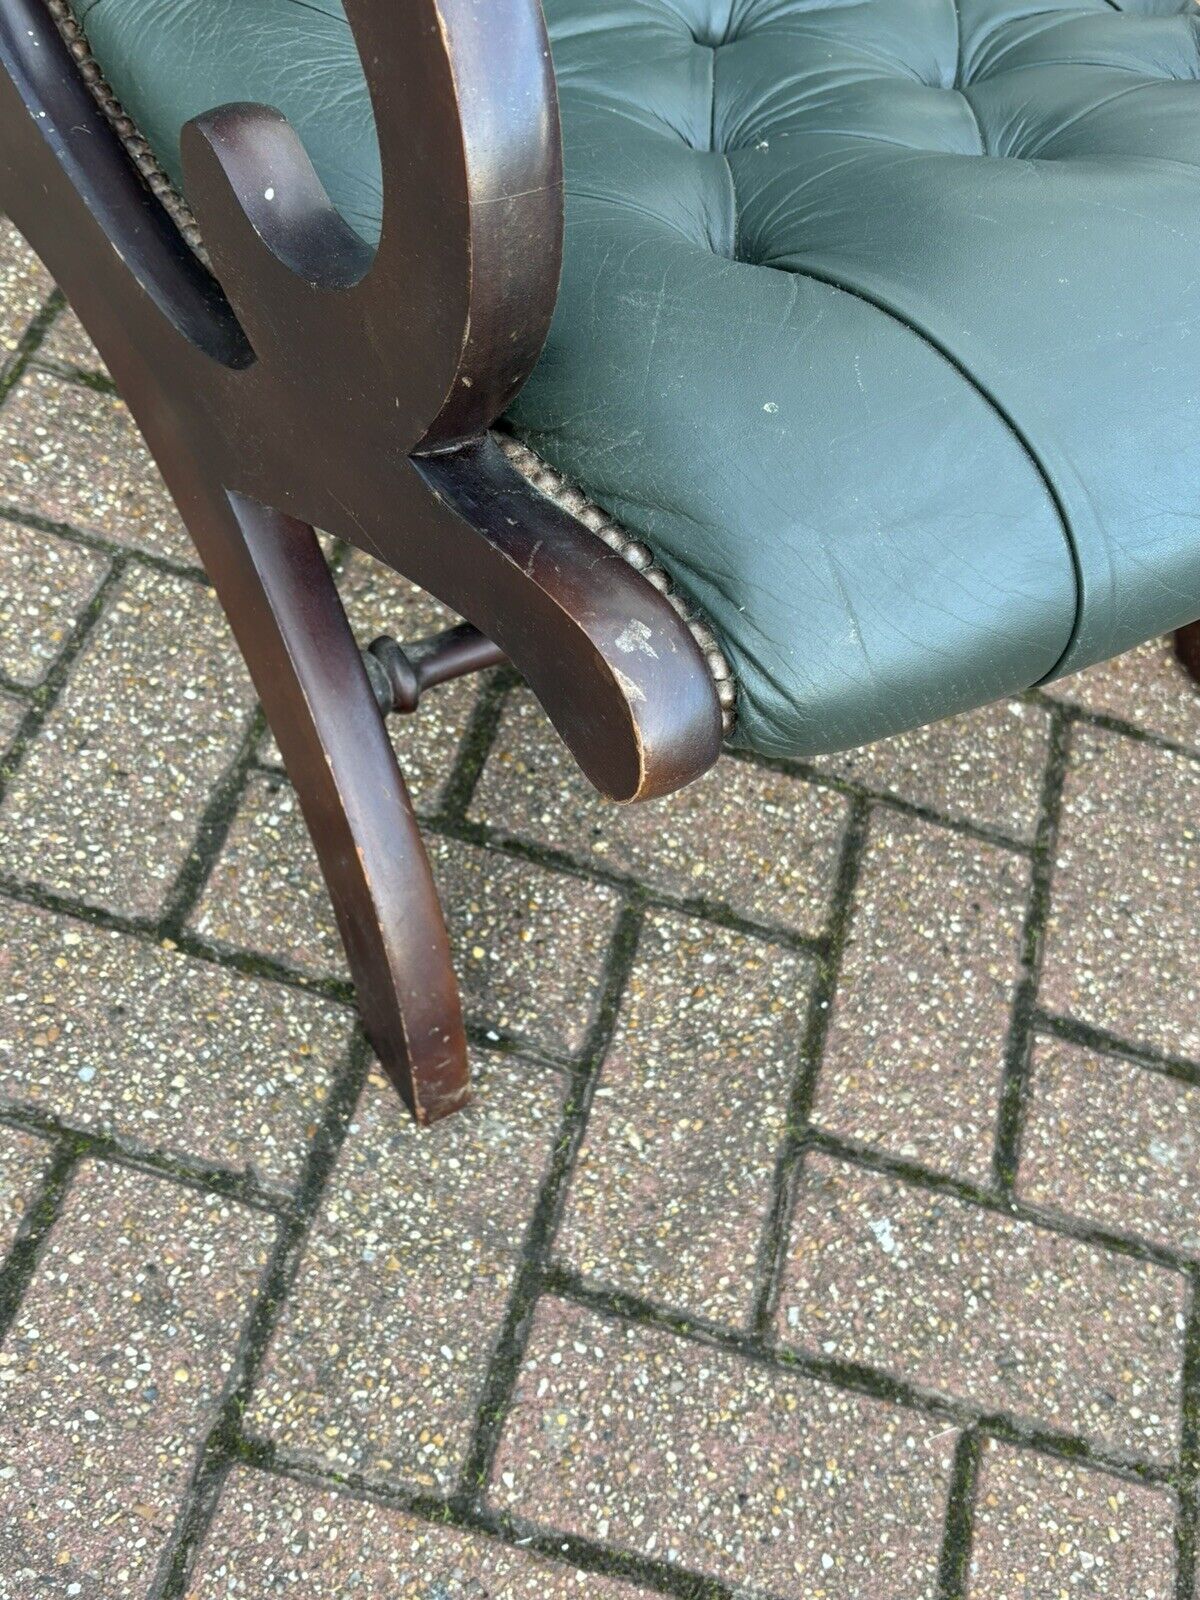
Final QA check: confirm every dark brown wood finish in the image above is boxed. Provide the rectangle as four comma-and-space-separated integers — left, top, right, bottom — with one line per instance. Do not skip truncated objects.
1175, 622, 1200, 687
0, 0, 722, 1121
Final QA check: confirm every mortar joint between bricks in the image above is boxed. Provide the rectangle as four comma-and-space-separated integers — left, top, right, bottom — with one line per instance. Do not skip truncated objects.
153, 1029, 375, 1600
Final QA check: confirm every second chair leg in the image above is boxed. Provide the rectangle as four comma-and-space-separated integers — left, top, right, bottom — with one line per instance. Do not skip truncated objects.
1175, 621, 1200, 687
181, 484, 470, 1124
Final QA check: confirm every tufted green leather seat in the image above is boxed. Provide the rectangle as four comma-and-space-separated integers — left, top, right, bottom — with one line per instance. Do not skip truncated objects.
68, 0, 1200, 758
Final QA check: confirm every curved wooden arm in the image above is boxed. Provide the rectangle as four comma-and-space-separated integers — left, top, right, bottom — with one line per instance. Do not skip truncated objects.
180, 0, 564, 452
0, 0, 722, 803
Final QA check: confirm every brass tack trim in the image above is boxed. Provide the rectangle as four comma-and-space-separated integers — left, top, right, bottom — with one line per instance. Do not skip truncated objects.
496, 435, 736, 734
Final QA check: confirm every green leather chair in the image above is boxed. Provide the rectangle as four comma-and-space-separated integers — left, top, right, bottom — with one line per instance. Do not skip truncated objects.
1, 0, 1197, 1117
59, 0, 1200, 757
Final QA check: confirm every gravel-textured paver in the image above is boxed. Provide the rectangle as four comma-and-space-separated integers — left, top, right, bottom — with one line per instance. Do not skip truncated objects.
247, 1057, 565, 1490
0, 690, 23, 756
0, 518, 107, 687
969, 1439, 1177, 1599
0, 368, 193, 564
473, 687, 848, 934
0, 897, 350, 1193
490, 1296, 957, 1599
812, 810, 1030, 1182
1, 225, 1199, 1596
1047, 636, 1200, 754
0, 1124, 52, 1260
190, 1466, 655, 1598
557, 909, 809, 1324
777, 1152, 1187, 1463
189, 771, 346, 978
0, 219, 52, 358
1042, 724, 1200, 1060
815, 697, 1052, 841
1018, 1033, 1200, 1254
0, 1162, 275, 1600
0, 562, 256, 919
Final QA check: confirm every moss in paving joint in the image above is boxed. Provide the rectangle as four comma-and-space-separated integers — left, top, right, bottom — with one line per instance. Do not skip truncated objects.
0, 1103, 292, 1216
751, 792, 870, 1334
937, 1429, 981, 1600
156, 1029, 374, 1600
727, 742, 1037, 858
157, 703, 269, 937
29, 357, 119, 397
544, 1260, 1175, 1488
436, 809, 827, 959
0, 553, 128, 800
992, 703, 1071, 1195
811, 1125, 1196, 1272
0, 499, 209, 582
1173, 1266, 1200, 1600
0, 288, 65, 402
0, 1138, 78, 1344
1037, 1008, 1200, 1089
454, 896, 646, 1508
222, 1445, 737, 1600
1030, 688, 1200, 767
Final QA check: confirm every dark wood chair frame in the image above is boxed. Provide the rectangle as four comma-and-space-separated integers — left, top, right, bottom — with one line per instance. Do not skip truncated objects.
0, 0, 730, 1124
5, 0, 1199, 1125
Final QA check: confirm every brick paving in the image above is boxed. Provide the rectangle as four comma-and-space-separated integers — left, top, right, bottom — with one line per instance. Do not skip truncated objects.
0, 226, 1198, 1600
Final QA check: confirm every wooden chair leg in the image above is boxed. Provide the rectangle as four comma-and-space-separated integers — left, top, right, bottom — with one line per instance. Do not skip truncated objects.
0, 0, 720, 1124
184, 483, 469, 1125
1174, 622, 1200, 686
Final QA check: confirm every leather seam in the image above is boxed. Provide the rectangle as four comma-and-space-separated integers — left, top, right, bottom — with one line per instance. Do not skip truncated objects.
950, 0, 991, 149
770, 260, 1084, 680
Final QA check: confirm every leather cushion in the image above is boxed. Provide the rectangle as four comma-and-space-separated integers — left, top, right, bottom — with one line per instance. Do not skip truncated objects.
69, 0, 1200, 758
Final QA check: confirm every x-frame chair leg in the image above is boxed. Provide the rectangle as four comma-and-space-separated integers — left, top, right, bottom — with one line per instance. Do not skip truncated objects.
179, 483, 470, 1124
0, 0, 723, 1123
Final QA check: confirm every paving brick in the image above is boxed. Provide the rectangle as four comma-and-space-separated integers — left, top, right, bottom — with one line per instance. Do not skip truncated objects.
0, 562, 257, 919
257, 548, 479, 803
1047, 636, 1200, 753
0, 219, 52, 356
1042, 725, 1200, 1061
0, 1124, 52, 1260
0, 897, 350, 1194
0, 1161, 275, 1600
1018, 1034, 1200, 1255
815, 698, 1052, 842
811, 810, 1030, 1184
557, 910, 809, 1325
776, 1154, 1186, 1463
192, 782, 619, 1053
490, 1297, 957, 1599
188, 1466, 654, 1599
247, 1056, 565, 1490
189, 773, 343, 979
35, 305, 105, 374
968, 1439, 1177, 1600
0, 518, 107, 686
472, 688, 847, 935
0, 368, 193, 563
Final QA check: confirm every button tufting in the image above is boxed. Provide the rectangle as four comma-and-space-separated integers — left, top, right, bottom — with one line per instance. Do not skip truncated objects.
53, 0, 1200, 765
